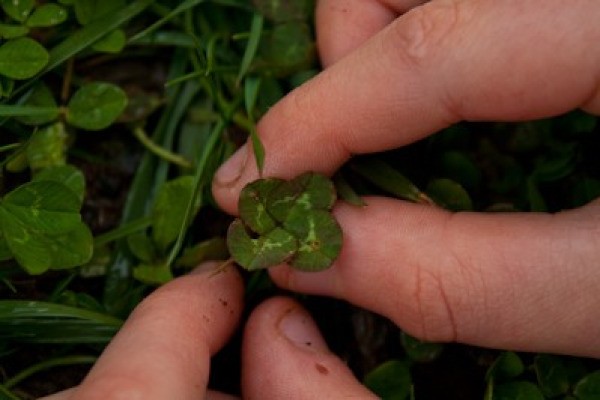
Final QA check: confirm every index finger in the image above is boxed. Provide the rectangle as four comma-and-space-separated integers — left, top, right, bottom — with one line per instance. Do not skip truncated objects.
66, 265, 243, 399
213, 0, 600, 214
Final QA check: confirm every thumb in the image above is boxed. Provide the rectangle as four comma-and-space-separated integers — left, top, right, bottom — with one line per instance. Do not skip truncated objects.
213, 0, 600, 214
241, 297, 376, 399
270, 198, 600, 358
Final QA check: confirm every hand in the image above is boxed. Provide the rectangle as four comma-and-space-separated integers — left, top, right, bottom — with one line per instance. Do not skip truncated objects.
41, 263, 376, 399
212, 0, 600, 358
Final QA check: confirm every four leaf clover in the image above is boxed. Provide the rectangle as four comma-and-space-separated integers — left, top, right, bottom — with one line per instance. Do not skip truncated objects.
227, 172, 343, 271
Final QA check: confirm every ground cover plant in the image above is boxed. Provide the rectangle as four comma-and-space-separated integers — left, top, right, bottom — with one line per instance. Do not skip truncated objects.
0, 0, 599, 398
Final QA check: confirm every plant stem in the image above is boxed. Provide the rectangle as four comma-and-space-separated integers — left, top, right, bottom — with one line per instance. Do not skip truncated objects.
3, 356, 97, 389
131, 125, 192, 169
94, 216, 154, 248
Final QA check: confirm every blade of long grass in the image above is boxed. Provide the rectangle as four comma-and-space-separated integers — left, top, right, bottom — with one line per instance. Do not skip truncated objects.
0, 385, 19, 400
45, 0, 154, 74
128, 0, 205, 44
0, 301, 122, 344
237, 13, 264, 84
0, 105, 59, 117
165, 118, 227, 266
3, 356, 97, 389
102, 52, 198, 316
0, 301, 122, 324
351, 158, 433, 204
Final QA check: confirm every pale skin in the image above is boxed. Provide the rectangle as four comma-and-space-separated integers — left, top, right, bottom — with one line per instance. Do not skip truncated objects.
46, 0, 600, 398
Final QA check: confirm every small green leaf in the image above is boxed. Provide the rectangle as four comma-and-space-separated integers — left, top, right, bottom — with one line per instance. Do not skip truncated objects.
426, 178, 473, 211
261, 22, 315, 74
0, 23, 29, 39
364, 360, 411, 400
127, 233, 157, 263
26, 122, 68, 172
0, 231, 13, 261
176, 237, 228, 268
253, 0, 312, 22
238, 177, 283, 235
133, 262, 173, 285
0, 38, 49, 80
438, 151, 482, 189
574, 371, 600, 400
534, 354, 570, 398
152, 176, 196, 251
16, 82, 60, 126
73, 0, 126, 25
486, 352, 524, 382
0, 0, 34, 22
268, 172, 336, 222
401, 332, 443, 363
32, 165, 86, 204
227, 219, 297, 271
493, 381, 544, 400
66, 82, 128, 130
92, 29, 126, 53
26, 4, 68, 28
286, 209, 342, 271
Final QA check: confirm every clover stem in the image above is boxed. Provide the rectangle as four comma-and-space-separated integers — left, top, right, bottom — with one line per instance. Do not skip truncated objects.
131, 125, 192, 169
209, 257, 235, 277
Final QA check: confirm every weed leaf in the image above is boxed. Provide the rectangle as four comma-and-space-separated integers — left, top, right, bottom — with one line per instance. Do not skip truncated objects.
26, 4, 68, 28
66, 82, 127, 130
0, 38, 48, 80
152, 176, 196, 251
364, 360, 411, 400
0, 0, 34, 22
574, 371, 600, 400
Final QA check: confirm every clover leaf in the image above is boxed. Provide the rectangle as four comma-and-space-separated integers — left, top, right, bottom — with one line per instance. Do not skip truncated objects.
66, 82, 127, 130
0, 180, 92, 274
227, 172, 342, 271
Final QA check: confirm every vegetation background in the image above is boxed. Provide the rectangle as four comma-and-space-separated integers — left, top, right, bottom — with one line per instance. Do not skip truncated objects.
0, 0, 598, 398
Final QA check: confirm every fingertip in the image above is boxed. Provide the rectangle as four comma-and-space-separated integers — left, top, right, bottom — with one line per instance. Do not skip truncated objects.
242, 297, 376, 399
73, 262, 244, 399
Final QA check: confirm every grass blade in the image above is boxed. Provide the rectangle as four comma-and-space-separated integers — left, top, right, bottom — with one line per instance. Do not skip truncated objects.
128, 0, 205, 43
0, 300, 122, 344
351, 158, 433, 204
237, 13, 264, 83
3, 355, 97, 389
0, 105, 59, 117
45, 0, 154, 73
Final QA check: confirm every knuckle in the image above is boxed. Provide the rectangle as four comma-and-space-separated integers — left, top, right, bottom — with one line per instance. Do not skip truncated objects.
387, 0, 468, 68
408, 266, 458, 342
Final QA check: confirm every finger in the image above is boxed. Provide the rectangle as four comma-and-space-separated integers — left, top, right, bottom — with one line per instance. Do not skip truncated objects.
317, 0, 427, 66
213, 0, 600, 214
68, 264, 243, 399
42, 387, 238, 400
241, 297, 377, 399
270, 198, 600, 358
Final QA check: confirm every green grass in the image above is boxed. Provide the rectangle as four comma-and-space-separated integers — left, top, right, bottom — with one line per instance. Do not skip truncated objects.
0, 0, 598, 399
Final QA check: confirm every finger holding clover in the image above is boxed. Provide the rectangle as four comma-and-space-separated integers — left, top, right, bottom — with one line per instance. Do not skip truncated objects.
213, 0, 600, 358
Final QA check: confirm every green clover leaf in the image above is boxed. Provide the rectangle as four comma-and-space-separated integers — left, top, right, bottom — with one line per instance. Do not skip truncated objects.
227, 172, 342, 272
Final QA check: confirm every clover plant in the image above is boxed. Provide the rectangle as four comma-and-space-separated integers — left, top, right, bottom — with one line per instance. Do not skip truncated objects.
227, 172, 342, 271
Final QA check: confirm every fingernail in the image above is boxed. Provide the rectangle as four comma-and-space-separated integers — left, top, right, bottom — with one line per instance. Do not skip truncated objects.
278, 308, 329, 352
215, 144, 248, 186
